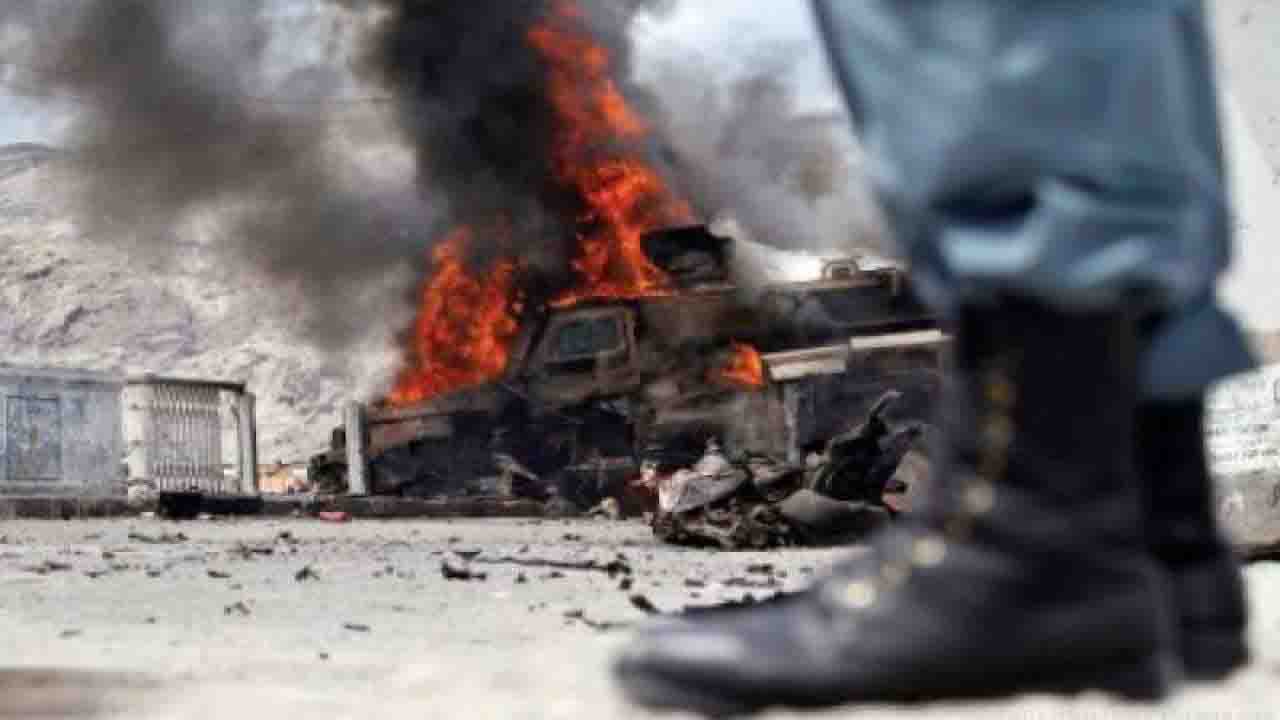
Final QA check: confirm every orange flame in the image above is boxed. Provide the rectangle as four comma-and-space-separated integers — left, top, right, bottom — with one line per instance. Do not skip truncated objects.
389, 1, 694, 405
528, 2, 693, 307
715, 342, 766, 390
388, 228, 523, 406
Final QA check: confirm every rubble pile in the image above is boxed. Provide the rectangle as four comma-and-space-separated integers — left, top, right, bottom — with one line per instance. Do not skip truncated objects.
651, 392, 923, 549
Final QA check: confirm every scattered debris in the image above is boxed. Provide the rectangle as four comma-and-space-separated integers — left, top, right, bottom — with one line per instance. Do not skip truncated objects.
342, 622, 371, 633
231, 542, 274, 559
629, 594, 661, 615
83, 569, 109, 579
653, 392, 921, 549
24, 560, 72, 575
207, 570, 232, 580
564, 609, 628, 632
746, 563, 775, 575
618, 577, 634, 592
224, 601, 251, 617
59, 629, 82, 639
515, 573, 528, 584
684, 578, 706, 589
318, 511, 351, 523
587, 498, 622, 521
318, 652, 330, 661
441, 556, 488, 582
128, 531, 188, 545
473, 555, 632, 577
545, 571, 565, 580
294, 565, 320, 582
722, 576, 780, 590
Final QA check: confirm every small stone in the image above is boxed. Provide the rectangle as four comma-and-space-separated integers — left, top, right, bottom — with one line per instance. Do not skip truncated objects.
342, 622, 371, 633
629, 594, 660, 615
59, 629, 82, 639
224, 601, 251, 617
441, 557, 486, 582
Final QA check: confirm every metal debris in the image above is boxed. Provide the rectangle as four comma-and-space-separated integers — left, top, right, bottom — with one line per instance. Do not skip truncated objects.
127, 531, 188, 544
24, 560, 72, 575
441, 556, 488, 582
472, 554, 632, 577
629, 594, 661, 615
653, 392, 922, 549
224, 601, 251, 617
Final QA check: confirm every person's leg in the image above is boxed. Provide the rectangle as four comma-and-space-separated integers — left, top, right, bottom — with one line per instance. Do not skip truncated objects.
614, 1, 1243, 712
1134, 3, 1254, 680
1140, 298, 1253, 679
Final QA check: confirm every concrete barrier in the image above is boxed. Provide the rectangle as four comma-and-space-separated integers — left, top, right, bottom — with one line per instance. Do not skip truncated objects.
0, 367, 123, 496
1208, 363, 1280, 555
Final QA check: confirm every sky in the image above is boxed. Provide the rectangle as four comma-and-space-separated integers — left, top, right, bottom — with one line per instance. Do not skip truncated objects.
2, 0, 1278, 329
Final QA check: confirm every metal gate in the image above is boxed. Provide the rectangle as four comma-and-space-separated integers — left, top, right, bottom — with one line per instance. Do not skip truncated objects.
124, 376, 258, 494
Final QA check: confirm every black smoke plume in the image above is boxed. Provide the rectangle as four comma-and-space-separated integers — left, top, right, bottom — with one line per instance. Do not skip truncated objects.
9, 0, 428, 352
4, 0, 875, 386
344, 0, 679, 283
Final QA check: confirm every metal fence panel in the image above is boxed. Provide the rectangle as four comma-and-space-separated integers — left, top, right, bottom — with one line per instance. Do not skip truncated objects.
124, 376, 257, 495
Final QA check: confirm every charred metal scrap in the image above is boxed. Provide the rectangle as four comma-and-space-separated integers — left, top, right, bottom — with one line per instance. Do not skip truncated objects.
651, 391, 924, 549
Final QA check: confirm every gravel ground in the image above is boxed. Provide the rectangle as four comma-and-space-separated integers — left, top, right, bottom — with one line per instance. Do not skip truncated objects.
1, 518, 1279, 719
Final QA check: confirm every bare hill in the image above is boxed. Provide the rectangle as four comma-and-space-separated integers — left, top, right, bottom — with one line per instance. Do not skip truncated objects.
0, 145, 354, 463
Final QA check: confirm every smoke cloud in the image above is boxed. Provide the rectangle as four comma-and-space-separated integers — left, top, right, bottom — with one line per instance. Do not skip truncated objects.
8, 0, 427, 353
3, 0, 881, 390
643, 48, 886, 256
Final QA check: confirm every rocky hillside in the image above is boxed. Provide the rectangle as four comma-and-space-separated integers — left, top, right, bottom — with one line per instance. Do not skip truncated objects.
0, 144, 354, 463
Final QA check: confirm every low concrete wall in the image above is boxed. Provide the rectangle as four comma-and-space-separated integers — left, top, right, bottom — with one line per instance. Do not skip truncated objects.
0, 367, 123, 496
1208, 362, 1280, 554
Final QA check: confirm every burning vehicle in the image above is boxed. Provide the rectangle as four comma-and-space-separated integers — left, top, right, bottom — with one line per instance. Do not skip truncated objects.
289, 1, 950, 512
309, 226, 947, 510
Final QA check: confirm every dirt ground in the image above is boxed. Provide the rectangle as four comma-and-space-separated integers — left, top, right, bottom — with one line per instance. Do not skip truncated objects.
1, 517, 1278, 720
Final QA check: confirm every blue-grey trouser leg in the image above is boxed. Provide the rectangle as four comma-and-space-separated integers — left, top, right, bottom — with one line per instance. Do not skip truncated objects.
812, 0, 1254, 398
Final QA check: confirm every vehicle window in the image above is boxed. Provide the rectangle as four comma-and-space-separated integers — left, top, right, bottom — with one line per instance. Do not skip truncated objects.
552, 317, 623, 359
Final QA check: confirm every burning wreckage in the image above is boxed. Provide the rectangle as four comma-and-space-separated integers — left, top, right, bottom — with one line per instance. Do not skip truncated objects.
296, 0, 947, 546
310, 226, 948, 545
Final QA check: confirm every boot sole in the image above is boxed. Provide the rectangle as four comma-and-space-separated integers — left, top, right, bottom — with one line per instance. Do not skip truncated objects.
617, 651, 1178, 717
1182, 629, 1249, 682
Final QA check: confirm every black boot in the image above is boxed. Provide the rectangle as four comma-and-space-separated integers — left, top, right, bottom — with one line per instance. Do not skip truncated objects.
613, 301, 1178, 716
1137, 398, 1249, 680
